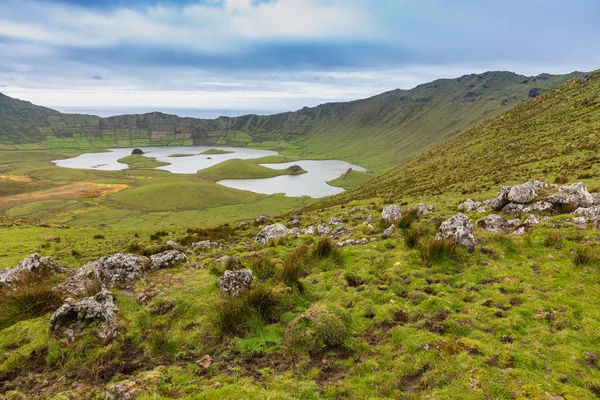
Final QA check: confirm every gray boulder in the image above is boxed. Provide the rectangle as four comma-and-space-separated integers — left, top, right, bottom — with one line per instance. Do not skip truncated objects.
91, 254, 151, 289
53, 265, 101, 299
546, 182, 594, 209
189, 240, 220, 252
255, 223, 290, 245
329, 217, 343, 225
317, 224, 331, 236
364, 215, 374, 225
573, 217, 589, 230
255, 215, 269, 224
476, 214, 510, 233
512, 226, 527, 236
435, 213, 476, 252
507, 182, 540, 204
573, 206, 600, 219
503, 203, 525, 218
491, 186, 511, 211
50, 290, 118, 341
382, 225, 396, 239
522, 201, 555, 214
105, 381, 142, 400
457, 199, 482, 212
414, 203, 435, 215
217, 269, 253, 296
524, 214, 540, 225
0, 254, 72, 288
593, 193, 600, 206
150, 250, 189, 269
300, 225, 315, 235
381, 205, 402, 222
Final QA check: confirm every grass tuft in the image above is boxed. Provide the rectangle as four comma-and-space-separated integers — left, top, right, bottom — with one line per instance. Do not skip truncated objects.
570, 246, 597, 266
418, 238, 464, 267
313, 237, 339, 260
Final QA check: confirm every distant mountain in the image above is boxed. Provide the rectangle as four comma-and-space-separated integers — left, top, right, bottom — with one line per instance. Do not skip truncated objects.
0, 71, 581, 171
317, 70, 600, 207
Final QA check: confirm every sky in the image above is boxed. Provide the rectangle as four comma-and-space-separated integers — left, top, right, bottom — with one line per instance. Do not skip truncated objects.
1, 0, 600, 117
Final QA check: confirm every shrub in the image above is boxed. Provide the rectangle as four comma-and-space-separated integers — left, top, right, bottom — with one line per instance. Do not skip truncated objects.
570, 246, 597, 266
0, 275, 64, 329
403, 225, 428, 249
250, 254, 276, 283
246, 285, 280, 323
313, 237, 339, 260
418, 238, 464, 267
543, 232, 563, 248
214, 295, 251, 336
397, 209, 419, 230
284, 304, 347, 356
93, 234, 105, 240
127, 242, 143, 253
282, 245, 308, 287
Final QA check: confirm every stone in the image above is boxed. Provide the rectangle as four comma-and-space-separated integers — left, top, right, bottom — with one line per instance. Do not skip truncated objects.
131, 148, 144, 155
255, 223, 290, 245
382, 225, 395, 239
593, 193, 600, 206
364, 215, 374, 225
507, 219, 522, 228
217, 269, 253, 296
457, 199, 482, 212
435, 213, 476, 252
476, 214, 510, 233
524, 214, 539, 225
105, 381, 141, 400
150, 250, 189, 269
0, 254, 72, 289
189, 240, 220, 252
522, 201, 555, 214
573, 217, 588, 229
89, 254, 151, 289
512, 226, 527, 236
255, 215, 269, 224
503, 203, 525, 218
317, 224, 331, 236
414, 203, 435, 215
165, 240, 184, 251
53, 265, 102, 299
475, 204, 490, 213
381, 205, 402, 222
573, 206, 600, 219
239, 221, 249, 229
288, 219, 300, 228
196, 355, 213, 369
50, 290, 118, 341
507, 182, 540, 204
491, 186, 511, 211
329, 217, 343, 225
300, 225, 315, 235
549, 182, 595, 209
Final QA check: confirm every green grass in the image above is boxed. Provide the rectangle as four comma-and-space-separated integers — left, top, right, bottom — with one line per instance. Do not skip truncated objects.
167, 153, 195, 157
199, 149, 234, 155
327, 169, 375, 190
197, 159, 302, 181
117, 154, 171, 169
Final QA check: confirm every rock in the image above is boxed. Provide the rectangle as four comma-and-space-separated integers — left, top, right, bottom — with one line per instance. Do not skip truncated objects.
105, 381, 141, 400
255, 215, 269, 224
475, 204, 490, 213
524, 215, 539, 225
503, 203, 525, 218
131, 148, 144, 155
364, 215, 374, 225
255, 223, 290, 245
522, 201, 555, 214
90, 254, 151, 289
317, 224, 331, 236
507, 219, 522, 228
50, 290, 118, 341
239, 221, 249, 229
476, 214, 510, 233
287, 165, 304, 174
217, 269, 253, 296
300, 225, 315, 235
593, 193, 600, 206
329, 217, 343, 225
0, 254, 72, 288
491, 186, 511, 211
165, 240, 184, 251
382, 225, 395, 239
507, 182, 541, 204
573, 217, 588, 229
435, 213, 476, 252
196, 355, 213, 369
512, 226, 527, 236
330, 225, 350, 238
573, 206, 600, 219
547, 182, 594, 209
414, 203, 435, 215
189, 240, 220, 252
457, 199, 482, 212
150, 250, 189, 269
150, 302, 175, 315
53, 265, 101, 299
381, 205, 402, 223
288, 219, 300, 228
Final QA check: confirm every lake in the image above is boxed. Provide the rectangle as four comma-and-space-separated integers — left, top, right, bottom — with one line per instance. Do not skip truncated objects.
53, 147, 367, 198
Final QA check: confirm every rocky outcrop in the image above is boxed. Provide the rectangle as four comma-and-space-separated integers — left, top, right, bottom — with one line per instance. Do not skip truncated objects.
317, 224, 331, 236
217, 269, 253, 296
381, 205, 402, 223
0, 254, 72, 288
255, 215, 269, 224
50, 290, 118, 341
414, 204, 435, 215
436, 213, 476, 252
458, 199, 481, 212
189, 240, 221, 252
476, 214, 510, 233
524, 214, 539, 225
336, 238, 373, 248
91, 254, 151, 289
105, 381, 142, 400
507, 181, 545, 204
546, 182, 594, 209
255, 223, 290, 245
300, 225, 315, 235
150, 250, 189, 269
53, 265, 101, 299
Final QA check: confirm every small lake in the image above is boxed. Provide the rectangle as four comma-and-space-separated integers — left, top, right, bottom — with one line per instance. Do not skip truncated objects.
53, 147, 367, 198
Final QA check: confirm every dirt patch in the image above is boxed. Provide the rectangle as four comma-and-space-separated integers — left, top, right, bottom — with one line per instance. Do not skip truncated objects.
0, 175, 34, 182
77, 184, 128, 199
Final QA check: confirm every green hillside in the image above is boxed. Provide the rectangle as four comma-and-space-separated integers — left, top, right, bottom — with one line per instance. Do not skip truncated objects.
318, 71, 600, 207
0, 71, 579, 172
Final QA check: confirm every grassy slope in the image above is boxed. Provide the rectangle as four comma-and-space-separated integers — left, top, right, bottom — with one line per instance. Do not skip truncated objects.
197, 159, 302, 181
0, 72, 579, 171
327, 170, 375, 190
200, 149, 235, 155
117, 154, 171, 169
319, 71, 600, 208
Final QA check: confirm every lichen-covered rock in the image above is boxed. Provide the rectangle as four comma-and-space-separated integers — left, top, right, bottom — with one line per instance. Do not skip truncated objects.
150, 250, 189, 269
491, 186, 511, 211
50, 290, 118, 341
53, 265, 101, 299
300, 225, 315, 235
0, 254, 72, 288
546, 182, 594, 209
105, 381, 141, 400
522, 201, 555, 214
507, 219, 522, 228
503, 203, 525, 218
476, 214, 510, 233
217, 269, 253, 296
573, 206, 600, 219
512, 226, 527, 236
414, 203, 435, 215
189, 240, 220, 252
336, 238, 370, 248
255, 223, 290, 245
90, 254, 151, 289
329, 217, 343, 225
593, 193, 600, 206
255, 215, 269, 224
364, 215, 374, 225
524, 214, 540, 225
457, 199, 482, 212
435, 213, 476, 252
573, 217, 589, 229
382, 225, 395, 239
165, 240, 184, 251
381, 205, 402, 222
507, 182, 540, 204
317, 224, 331, 236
